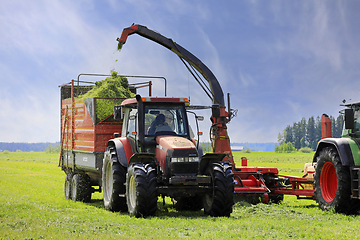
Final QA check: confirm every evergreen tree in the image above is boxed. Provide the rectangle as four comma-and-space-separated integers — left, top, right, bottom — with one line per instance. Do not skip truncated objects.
300, 137, 306, 148
334, 115, 344, 138
300, 118, 307, 146
293, 122, 301, 149
278, 132, 284, 145
315, 116, 322, 143
284, 125, 293, 144
330, 115, 336, 137
278, 114, 343, 151
306, 116, 316, 150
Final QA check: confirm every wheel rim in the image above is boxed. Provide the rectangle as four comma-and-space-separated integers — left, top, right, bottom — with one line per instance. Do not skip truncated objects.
128, 175, 136, 208
320, 162, 337, 203
65, 177, 70, 199
71, 177, 76, 200
105, 161, 113, 199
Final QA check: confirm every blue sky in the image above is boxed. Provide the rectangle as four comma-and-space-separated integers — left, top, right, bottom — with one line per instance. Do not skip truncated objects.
1, 0, 359, 143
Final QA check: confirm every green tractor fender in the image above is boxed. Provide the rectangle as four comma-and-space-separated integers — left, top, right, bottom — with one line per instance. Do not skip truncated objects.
313, 138, 357, 166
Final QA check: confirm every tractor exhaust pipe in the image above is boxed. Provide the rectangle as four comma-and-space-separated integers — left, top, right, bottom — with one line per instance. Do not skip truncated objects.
321, 114, 332, 139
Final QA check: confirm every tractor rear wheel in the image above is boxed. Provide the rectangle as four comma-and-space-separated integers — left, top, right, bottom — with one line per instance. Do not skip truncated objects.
203, 162, 234, 217
102, 147, 127, 212
314, 147, 360, 214
126, 163, 158, 217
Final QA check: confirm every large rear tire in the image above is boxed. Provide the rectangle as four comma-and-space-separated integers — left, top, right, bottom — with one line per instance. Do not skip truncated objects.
314, 147, 360, 214
126, 163, 158, 217
203, 162, 234, 217
102, 147, 127, 212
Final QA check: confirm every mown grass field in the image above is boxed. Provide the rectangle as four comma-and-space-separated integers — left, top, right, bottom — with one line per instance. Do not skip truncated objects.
1, 151, 360, 239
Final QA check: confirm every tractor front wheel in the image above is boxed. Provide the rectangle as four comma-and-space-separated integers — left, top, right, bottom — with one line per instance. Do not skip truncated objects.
314, 147, 360, 214
126, 163, 158, 217
203, 162, 234, 217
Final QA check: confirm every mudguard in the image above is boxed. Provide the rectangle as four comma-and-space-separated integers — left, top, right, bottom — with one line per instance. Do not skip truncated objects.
313, 138, 355, 166
129, 153, 155, 164
107, 137, 134, 168
200, 153, 226, 174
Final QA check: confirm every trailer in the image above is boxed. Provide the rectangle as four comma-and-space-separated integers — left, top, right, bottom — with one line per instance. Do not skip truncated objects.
59, 79, 129, 201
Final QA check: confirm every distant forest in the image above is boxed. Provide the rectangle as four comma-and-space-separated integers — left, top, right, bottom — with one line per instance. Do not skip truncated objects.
278, 114, 343, 150
0, 142, 60, 152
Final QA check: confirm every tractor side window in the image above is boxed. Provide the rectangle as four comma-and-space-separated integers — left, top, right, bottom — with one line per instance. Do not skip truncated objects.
127, 108, 138, 137
354, 108, 360, 134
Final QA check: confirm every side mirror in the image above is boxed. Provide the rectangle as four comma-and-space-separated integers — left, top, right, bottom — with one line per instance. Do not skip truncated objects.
345, 108, 354, 130
212, 104, 220, 118
197, 116, 204, 121
114, 105, 123, 120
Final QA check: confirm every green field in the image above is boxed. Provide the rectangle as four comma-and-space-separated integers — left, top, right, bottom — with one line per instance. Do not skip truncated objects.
1, 151, 360, 239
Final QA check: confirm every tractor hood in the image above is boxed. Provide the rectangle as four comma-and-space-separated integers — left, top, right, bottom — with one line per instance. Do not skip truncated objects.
156, 136, 196, 151
155, 136, 199, 177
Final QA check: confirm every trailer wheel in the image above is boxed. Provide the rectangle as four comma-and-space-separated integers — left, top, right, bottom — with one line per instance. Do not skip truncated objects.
64, 173, 73, 200
102, 147, 127, 212
203, 162, 234, 217
314, 147, 360, 214
71, 173, 91, 202
126, 163, 158, 217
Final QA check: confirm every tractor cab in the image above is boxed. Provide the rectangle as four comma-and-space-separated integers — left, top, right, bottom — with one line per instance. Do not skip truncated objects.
115, 95, 192, 154
343, 102, 360, 137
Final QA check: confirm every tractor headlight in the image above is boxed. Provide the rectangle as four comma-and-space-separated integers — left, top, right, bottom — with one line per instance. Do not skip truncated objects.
189, 157, 199, 162
171, 156, 199, 162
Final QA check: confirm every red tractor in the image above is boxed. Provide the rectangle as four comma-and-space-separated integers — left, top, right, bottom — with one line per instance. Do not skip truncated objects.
60, 24, 321, 218
102, 95, 234, 217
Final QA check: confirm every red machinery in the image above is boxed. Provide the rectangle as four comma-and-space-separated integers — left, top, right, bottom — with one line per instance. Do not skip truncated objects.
117, 24, 315, 203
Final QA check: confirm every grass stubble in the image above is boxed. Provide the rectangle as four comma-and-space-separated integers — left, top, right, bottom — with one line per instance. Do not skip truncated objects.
1, 151, 360, 239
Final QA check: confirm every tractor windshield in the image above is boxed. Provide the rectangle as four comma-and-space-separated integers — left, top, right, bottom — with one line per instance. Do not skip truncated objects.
144, 104, 189, 137
354, 107, 360, 134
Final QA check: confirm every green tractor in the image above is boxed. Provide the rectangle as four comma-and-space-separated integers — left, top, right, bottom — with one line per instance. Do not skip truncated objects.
313, 102, 360, 214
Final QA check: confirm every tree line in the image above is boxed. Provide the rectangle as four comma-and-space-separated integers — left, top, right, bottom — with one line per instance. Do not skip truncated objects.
0, 142, 60, 152
278, 114, 344, 150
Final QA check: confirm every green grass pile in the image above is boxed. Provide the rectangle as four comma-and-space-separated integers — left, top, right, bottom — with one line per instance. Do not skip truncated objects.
80, 71, 134, 99
79, 71, 136, 123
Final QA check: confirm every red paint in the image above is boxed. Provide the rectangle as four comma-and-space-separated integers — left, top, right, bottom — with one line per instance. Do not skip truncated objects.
320, 162, 337, 202
321, 114, 332, 139
61, 98, 123, 153
121, 97, 187, 106
241, 157, 248, 166
155, 136, 196, 170
118, 137, 133, 162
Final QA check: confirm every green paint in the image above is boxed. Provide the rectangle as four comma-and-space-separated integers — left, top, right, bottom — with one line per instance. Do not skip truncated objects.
346, 137, 360, 165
